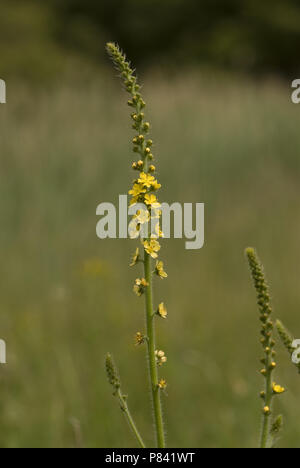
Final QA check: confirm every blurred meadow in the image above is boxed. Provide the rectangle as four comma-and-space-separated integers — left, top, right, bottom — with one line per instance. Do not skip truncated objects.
1, 0, 300, 449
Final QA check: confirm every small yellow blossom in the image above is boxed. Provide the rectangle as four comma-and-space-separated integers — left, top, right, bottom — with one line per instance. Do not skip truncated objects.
151, 180, 161, 191
137, 278, 148, 287
272, 383, 285, 394
153, 224, 164, 238
144, 193, 158, 206
129, 196, 137, 206
155, 350, 167, 366
138, 172, 155, 188
151, 204, 162, 220
144, 239, 161, 259
128, 220, 140, 239
129, 183, 146, 197
149, 165, 156, 172
130, 248, 140, 267
158, 379, 167, 390
263, 406, 271, 415
133, 278, 149, 297
135, 332, 146, 346
155, 261, 168, 279
135, 209, 150, 224
152, 202, 161, 210
157, 302, 167, 319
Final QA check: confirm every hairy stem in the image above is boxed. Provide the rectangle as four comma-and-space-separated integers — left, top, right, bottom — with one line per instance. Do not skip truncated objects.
117, 389, 146, 448
144, 251, 165, 448
260, 364, 272, 448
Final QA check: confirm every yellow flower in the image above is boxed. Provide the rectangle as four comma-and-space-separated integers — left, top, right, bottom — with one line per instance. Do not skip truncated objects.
135, 209, 150, 224
130, 248, 140, 267
155, 350, 167, 366
151, 201, 161, 210
153, 224, 164, 238
158, 379, 167, 390
128, 220, 140, 239
157, 302, 167, 319
144, 239, 161, 259
133, 278, 149, 296
144, 193, 158, 206
135, 332, 146, 346
151, 180, 161, 191
263, 406, 271, 415
133, 285, 141, 296
155, 261, 168, 279
151, 204, 162, 220
272, 383, 285, 394
129, 196, 139, 206
128, 183, 146, 197
140, 278, 148, 287
138, 172, 155, 188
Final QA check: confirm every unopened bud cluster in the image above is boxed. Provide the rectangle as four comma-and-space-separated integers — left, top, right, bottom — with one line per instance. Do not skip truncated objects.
105, 353, 120, 393
246, 248, 285, 427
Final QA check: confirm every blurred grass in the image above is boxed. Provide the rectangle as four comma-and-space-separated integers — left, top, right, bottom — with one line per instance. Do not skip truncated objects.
0, 71, 300, 447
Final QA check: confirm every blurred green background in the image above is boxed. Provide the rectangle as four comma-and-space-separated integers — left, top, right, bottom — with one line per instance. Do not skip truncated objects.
1, 0, 300, 448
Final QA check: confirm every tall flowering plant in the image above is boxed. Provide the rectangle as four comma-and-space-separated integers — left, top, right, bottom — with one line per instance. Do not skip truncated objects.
105, 43, 167, 448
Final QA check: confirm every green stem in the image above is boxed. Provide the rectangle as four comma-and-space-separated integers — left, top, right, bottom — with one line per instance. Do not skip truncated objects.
117, 389, 146, 448
260, 359, 272, 449
144, 251, 165, 448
